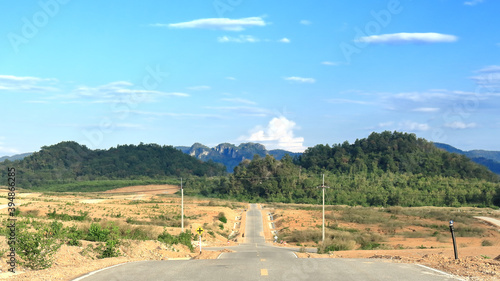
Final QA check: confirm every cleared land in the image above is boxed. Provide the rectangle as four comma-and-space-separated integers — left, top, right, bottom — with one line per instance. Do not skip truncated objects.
0, 186, 499, 280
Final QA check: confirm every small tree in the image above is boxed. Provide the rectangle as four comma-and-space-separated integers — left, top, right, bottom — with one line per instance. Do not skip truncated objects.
16, 227, 61, 270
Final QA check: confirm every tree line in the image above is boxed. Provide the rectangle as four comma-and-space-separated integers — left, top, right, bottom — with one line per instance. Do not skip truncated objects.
184, 132, 500, 207
2, 131, 499, 207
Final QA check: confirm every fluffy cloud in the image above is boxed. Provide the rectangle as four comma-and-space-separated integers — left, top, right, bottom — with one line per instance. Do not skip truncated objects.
218, 35, 259, 43
240, 117, 306, 152
444, 122, 477, 129
321, 61, 341, 66
279, 38, 290, 43
0, 75, 58, 92
470, 65, 500, 93
155, 17, 267, 31
284, 76, 316, 83
412, 107, 440, 113
356, 33, 458, 44
399, 121, 430, 131
73, 81, 188, 103
464, 0, 483, 6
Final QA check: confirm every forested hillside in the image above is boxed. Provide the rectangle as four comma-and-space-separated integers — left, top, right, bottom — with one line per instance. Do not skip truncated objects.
0, 141, 226, 190
434, 142, 500, 175
2, 132, 499, 207
184, 132, 500, 207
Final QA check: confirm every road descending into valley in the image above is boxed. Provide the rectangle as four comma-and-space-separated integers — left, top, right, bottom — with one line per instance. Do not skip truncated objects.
73, 204, 459, 281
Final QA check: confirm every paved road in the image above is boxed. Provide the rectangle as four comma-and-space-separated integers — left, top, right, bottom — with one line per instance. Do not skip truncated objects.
73, 204, 459, 281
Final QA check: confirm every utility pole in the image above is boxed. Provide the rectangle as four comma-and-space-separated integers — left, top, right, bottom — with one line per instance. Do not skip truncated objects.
181, 178, 184, 232
317, 174, 330, 242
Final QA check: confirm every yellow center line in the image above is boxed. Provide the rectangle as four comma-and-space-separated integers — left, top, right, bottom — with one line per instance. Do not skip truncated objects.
261, 269, 268, 276
260, 259, 266, 262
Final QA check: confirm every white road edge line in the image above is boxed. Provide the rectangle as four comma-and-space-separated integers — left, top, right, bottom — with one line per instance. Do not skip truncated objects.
71, 261, 147, 281
217, 253, 224, 259
415, 264, 465, 280
292, 252, 298, 258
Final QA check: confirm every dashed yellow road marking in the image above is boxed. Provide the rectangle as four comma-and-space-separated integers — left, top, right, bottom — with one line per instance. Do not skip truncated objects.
260, 259, 266, 261
261, 269, 268, 276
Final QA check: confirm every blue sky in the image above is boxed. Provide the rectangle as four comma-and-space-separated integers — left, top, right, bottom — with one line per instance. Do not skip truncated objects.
1, 0, 499, 155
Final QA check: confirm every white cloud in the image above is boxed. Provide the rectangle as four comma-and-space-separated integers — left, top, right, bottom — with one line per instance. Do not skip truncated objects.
464, 0, 483, 5
327, 98, 371, 105
399, 121, 430, 131
300, 20, 312, 25
125, 110, 224, 119
187, 85, 211, 91
378, 121, 395, 128
240, 117, 306, 152
444, 122, 477, 129
0, 74, 58, 92
221, 98, 256, 105
279, 38, 290, 43
218, 35, 260, 43
471, 66, 500, 92
225, 77, 237, 80
321, 61, 341, 66
284, 76, 316, 83
156, 17, 267, 31
356, 33, 458, 44
0, 138, 20, 156
477, 65, 500, 73
73, 81, 188, 103
412, 107, 440, 113
207, 106, 271, 117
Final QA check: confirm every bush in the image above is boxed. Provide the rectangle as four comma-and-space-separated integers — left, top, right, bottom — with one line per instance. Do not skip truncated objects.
317, 238, 355, 254
84, 222, 121, 258
158, 230, 194, 252
97, 236, 120, 258
482, 239, 494, 246
218, 212, 227, 223
87, 223, 113, 242
16, 226, 61, 269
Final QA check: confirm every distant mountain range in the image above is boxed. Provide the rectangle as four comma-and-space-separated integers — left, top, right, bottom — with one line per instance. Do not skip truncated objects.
434, 143, 500, 175
0, 152, 33, 163
175, 143, 301, 172
1, 142, 499, 175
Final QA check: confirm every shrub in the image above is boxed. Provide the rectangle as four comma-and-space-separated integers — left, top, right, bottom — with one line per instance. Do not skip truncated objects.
218, 212, 227, 223
87, 223, 111, 242
158, 230, 194, 252
16, 226, 61, 269
317, 238, 355, 254
482, 240, 494, 246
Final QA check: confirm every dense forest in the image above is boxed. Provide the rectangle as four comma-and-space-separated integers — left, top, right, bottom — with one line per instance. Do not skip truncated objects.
184, 132, 500, 207
0, 141, 226, 190
2, 132, 499, 207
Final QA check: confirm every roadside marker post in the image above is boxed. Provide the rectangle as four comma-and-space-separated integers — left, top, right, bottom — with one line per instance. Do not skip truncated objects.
449, 220, 458, 260
196, 227, 204, 253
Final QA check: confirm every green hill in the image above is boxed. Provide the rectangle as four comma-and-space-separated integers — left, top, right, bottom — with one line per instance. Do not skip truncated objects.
186, 131, 500, 207
0, 141, 226, 191
298, 131, 497, 181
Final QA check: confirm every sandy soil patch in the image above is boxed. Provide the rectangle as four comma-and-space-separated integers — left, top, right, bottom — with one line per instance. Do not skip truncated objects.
103, 184, 180, 194
0, 189, 246, 280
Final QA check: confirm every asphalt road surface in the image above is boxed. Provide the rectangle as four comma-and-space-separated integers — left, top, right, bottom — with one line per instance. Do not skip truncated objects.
73, 204, 459, 281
